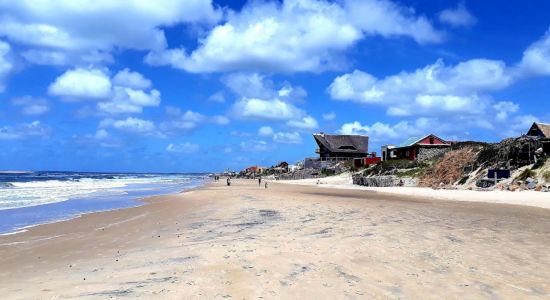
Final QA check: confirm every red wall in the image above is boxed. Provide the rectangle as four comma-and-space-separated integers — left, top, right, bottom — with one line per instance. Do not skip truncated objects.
417, 136, 446, 145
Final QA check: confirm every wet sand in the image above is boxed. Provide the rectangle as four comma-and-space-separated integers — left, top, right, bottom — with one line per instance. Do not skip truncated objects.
1, 179, 549, 299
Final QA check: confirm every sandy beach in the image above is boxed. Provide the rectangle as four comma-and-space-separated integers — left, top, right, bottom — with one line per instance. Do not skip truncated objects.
1, 179, 550, 299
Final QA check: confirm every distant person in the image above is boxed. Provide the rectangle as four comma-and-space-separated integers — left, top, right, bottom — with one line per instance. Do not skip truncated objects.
227, 177, 231, 186
258, 177, 262, 186
264, 182, 268, 189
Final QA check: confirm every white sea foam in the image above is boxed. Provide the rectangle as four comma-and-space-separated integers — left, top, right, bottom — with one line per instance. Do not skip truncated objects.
0, 175, 196, 210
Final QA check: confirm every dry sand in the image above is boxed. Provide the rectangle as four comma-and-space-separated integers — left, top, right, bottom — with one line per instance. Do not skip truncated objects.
281, 173, 550, 210
1, 179, 550, 299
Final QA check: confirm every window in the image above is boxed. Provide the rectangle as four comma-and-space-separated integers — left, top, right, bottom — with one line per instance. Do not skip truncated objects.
429, 137, 434, 144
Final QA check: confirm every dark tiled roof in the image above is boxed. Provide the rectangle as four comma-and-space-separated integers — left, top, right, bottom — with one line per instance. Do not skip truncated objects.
313, 134, 369, 153
534, 122, 550, 137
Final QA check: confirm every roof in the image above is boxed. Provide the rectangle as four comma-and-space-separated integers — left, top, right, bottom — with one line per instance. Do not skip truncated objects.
397, 134, 449, 148
530, 122, 550, 138
313, 133, 369, 153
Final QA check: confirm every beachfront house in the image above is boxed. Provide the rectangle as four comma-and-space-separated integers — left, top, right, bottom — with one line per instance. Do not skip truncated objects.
527, 122, 550, 138
526, 122, 550, 154
383, 134, 451, 162
313, 133, 370, 161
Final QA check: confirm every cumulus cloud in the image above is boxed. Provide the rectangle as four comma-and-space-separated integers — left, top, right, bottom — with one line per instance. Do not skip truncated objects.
100, 117, 156, 134
0, 40, 12, 92
113, 68, 152, 90
273, 132, 302, 144
48, 67, 162, 115
258, 126, 274, 137
329, 59, 513, 117
286, 116, 319, 130
48, 68, 112, 100
0, 0, 221, 65
518, 29, 550, 77
240, 140, 268, 152
160, 108, 229, 135
11, 96, 50, 115
438, 2, 477, 27
145, 0, 442, 73
166, 142, 200, 154
322, 112, 336, 121
0, 121, 51, 140
493, 101, 519, 121
231, 98, 305, 121
208, 91, 226, 103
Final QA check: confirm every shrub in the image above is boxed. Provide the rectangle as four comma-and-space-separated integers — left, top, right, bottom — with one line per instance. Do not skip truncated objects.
516, 168, 536, 181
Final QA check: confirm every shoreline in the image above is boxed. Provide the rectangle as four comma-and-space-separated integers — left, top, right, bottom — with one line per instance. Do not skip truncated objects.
1, 179, 549, 298
0, 182, 205, 236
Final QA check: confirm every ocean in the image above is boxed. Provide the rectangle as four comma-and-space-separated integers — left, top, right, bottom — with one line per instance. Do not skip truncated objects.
0, 171, 206, 234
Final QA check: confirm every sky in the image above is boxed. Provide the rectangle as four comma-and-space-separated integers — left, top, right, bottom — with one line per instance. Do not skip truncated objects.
1, 0, 550, 173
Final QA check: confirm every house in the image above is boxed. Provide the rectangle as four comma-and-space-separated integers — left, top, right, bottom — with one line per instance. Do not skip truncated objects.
353, 152, 382, 168
526, 122, 550, 138
313, 133, 370, 160
383, 134, 451, 162
526, 122, 550, 154
245, 166, 265, 174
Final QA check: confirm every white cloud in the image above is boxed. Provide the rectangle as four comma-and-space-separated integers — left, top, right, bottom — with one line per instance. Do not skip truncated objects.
48, 67, 162, 115
240, 140, 268, 152
0, 0, 221, 65
145, 0, 442, 73
11, 96, 50, 115
113, 68, 152, 90
212, 115, 230, 125
258, 126, 274, 137
166, 142, 200, 154
518, 29, 550, 77
21, 49, 113, 66
0, 40, 12, 92
160, 109, 228, 134
231, 98, 305, 121
273, 132, 302, 144
0, 121, 51, 140
493, 101, 519, 121
100, 117, 156, 134
286, 116, 319, 130
48, 68, 112, 100
438, 2, 477, 27
322, 112, 336, 121
208, 91, 226, 103
97, 87, 161, 114
329, 59, 512, 116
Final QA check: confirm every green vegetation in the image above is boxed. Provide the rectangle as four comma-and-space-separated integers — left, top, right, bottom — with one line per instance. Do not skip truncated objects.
543, 171, 550, 182
517, 168, 536, 181
457, 176, 469, 185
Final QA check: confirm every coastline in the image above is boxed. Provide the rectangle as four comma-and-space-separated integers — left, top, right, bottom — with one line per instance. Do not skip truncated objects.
0, 178, 204, 235
1, 179, 549, 298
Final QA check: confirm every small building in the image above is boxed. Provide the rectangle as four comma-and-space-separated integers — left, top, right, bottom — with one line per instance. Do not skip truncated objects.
245, 166, 265, 174
526, 122, 550, 154
381, 145, 396, 161
384, 134, 451, 162
353, 153, 382, 168
527, 122, 550, 138
313, 133, 370, 160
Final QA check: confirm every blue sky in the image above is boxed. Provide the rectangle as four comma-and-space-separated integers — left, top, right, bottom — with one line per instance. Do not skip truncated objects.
1, 0, 550, 172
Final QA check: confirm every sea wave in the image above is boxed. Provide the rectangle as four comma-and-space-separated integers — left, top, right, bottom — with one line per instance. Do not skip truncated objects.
0, 174, 202, 210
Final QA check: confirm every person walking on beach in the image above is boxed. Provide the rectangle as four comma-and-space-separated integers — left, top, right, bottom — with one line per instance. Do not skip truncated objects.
264, 181, 268, 189
227, 177, 231, 186
258, 177, 262, 186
